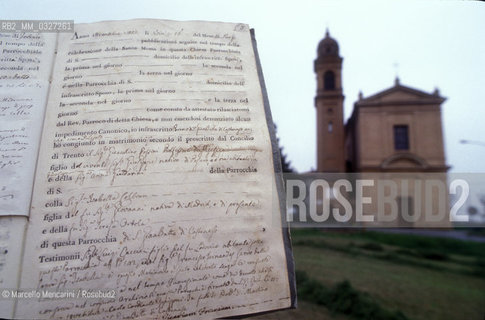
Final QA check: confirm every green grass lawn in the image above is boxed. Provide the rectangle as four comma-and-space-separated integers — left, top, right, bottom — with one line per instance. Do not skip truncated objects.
249, 229, 485, 320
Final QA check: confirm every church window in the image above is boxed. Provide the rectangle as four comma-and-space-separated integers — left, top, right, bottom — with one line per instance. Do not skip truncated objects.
328, 121, 333, 133
394, 125, 409, 150
324, 71, 335, 90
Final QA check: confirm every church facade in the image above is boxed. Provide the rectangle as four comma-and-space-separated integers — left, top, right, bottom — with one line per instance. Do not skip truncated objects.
313, 31, 450, 227
315, 31, 449, 175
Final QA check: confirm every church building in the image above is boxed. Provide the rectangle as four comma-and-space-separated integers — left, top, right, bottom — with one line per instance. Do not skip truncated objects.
315, 30, 449, 174
313, 31, 450, 227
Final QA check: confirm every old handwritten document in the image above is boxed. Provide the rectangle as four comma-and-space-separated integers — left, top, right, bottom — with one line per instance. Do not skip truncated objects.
0, 19, 295, 319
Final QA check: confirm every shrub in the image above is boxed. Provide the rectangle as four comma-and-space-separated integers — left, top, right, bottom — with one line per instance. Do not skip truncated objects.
418, 250, 449, 261
295, 270, 409, 320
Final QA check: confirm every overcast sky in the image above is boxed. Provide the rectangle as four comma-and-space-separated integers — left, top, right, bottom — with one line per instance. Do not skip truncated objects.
2, 0, 484, 173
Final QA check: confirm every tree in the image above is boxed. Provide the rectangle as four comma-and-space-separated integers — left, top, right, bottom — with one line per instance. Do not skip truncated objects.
280, 146, 294, 173
467, 194, 485, 223
274, 124, 294, 173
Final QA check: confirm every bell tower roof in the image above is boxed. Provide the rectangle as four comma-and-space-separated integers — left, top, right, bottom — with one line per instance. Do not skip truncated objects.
317, 29, 340, 58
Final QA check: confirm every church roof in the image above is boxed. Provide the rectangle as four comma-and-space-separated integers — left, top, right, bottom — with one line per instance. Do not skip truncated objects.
317, 29, 340, 59
355, 78, 446, 107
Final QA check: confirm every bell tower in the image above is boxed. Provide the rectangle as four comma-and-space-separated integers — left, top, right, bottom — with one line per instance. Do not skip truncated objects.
314, 30, 345, 172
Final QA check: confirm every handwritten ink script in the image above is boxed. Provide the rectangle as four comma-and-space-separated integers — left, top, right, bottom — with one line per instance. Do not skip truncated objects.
0, 32, 57, 216
17, 20, 291, 319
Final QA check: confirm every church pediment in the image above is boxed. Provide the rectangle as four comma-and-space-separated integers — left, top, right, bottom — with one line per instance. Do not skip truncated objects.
356, 81, 445, 107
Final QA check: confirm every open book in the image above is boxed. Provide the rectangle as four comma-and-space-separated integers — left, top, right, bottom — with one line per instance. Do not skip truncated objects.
0, 19, 295, 319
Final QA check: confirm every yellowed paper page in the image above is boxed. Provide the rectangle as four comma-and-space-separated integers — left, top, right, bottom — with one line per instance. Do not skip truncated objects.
17, 19, 291, 319
0, 32, 57, 216
0, 216, 27, 318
